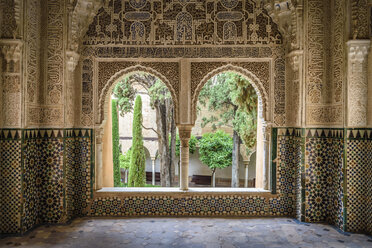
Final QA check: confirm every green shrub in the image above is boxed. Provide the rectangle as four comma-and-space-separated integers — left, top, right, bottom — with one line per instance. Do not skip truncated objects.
128, 96, 146, 187
112, 99, 121, 187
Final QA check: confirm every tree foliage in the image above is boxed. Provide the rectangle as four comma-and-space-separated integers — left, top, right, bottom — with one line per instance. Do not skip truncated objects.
113, 78, 137, 117
174, 133, 198, 157
112, 73, 177, 186
112, 99, 121, 187
148, 80, 172, 107
120, 148, 131, 170
128, 96, 146, 187
199, 131, 233, 171
198, 72, 258, 153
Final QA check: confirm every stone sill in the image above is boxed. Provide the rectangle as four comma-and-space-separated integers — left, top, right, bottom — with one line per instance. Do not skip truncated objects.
95, 187, 273, 197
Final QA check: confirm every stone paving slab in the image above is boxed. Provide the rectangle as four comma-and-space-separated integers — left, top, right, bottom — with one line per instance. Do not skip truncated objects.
0, 217, 371, 248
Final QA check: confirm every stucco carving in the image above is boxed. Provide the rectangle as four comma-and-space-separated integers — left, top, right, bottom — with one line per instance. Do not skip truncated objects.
1, 0, 18, 38
351, 0, 369, 39
65, 51, 81, 127
286, 50, 302, 126
68, 0, 103, 52
305, 0, 345, 126
25, 0, 40, 105
0, 40, 22, 128
347, 40, 370, 127
83, 0, 282, 46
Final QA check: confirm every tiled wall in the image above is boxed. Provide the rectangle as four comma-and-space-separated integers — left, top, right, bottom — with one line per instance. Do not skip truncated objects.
0, 129, 93, 235
0, 130, 22, 234
1, 127, 371, 235
303, 129, 344, 230
275, 128, 302, 220
345, 129, 372, 234
22, 130, 65, 232
65, 129, 93, 219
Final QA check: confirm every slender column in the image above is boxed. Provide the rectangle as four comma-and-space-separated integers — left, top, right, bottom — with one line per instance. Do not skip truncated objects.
346, 40, 370, 127
0, 40, 23, 128
151, 157, 156, 185
262, 123, 271, 190
244, 161, 250, 188
95, 129, 103, 190
65, 50, 80, 127
178, 126, 192, 190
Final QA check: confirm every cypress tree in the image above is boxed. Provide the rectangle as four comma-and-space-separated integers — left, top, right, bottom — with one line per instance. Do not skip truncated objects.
128, 95, 146, 187
112, 99, 121, 187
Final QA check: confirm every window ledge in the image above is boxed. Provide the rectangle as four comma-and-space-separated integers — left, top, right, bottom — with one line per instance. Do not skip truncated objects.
95, 187, 272, 196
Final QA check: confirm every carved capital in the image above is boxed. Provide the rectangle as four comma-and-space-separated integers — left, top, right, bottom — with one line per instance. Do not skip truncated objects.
95, 128, 103, 144
66, 50, 80, 72
264, 1, 292, 42
347, 40, 370, 64
262, 122, 272, 142
346, 40, 370, 127
287, 50, 303, 72
0, 40, 22, 65
178, 125, 192, 147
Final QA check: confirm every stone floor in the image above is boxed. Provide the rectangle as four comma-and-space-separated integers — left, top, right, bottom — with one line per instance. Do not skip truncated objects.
1, 218, 371, 248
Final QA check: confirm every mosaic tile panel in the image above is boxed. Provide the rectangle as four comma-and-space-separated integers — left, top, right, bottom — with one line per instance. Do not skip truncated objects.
89, 195, 286, 217
275, 128, 302, 219
22, 138, 40, 232
65, 129, 93, 219
0, 130, 22, 234
22, 130, 66, 234
346, 129, 372, 234
304, 129, 344, 229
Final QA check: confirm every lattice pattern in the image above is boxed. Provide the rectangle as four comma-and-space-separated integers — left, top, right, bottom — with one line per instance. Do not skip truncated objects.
90, 195, 287, 217
304, 133, 344, 226
346, 139, 372, 233
0, 138, 22, 234
65, 130, 92, 219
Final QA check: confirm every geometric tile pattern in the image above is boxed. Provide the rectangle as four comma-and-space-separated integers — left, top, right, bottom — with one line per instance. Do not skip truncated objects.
346, 131, 372, 234
65, 129, 93, 220
1, 128, 94, 235
2, 127, 372, 237
276, 128, 302, 219
0, 130, 22, 234
22, 130, 65, 233
304, 131, 344, 227
89, 195, 287, 217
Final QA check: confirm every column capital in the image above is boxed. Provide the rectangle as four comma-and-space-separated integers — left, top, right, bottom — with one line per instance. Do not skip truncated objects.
178, 125, 193, 146
347, 40, 370, 64
66, 50, 80, 72
287, 50, 303, 72
0, 39, 23, 64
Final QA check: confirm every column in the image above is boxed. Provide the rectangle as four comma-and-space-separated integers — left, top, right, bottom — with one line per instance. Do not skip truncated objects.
262, 123, 271, 190
95, 129, 103, 190
0, 40, 23, 128
346, 40, 370, 127
244, 161, 250, 188
65, 50, 80, 127
151, 157, 156, 185
178, 126, 192, 190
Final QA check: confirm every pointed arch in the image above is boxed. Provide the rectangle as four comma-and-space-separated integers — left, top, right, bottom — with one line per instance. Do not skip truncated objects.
99, 64, 178, 128
191, 64, 269, 123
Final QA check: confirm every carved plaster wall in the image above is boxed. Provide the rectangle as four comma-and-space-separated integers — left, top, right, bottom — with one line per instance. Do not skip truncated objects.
79, 0, 286, 128
305, 0, 346, 127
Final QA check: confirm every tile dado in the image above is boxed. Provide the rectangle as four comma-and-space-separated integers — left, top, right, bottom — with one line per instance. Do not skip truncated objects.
345, 129, 372, 234
0, 129, 93, 235
1, 128, 372, 236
